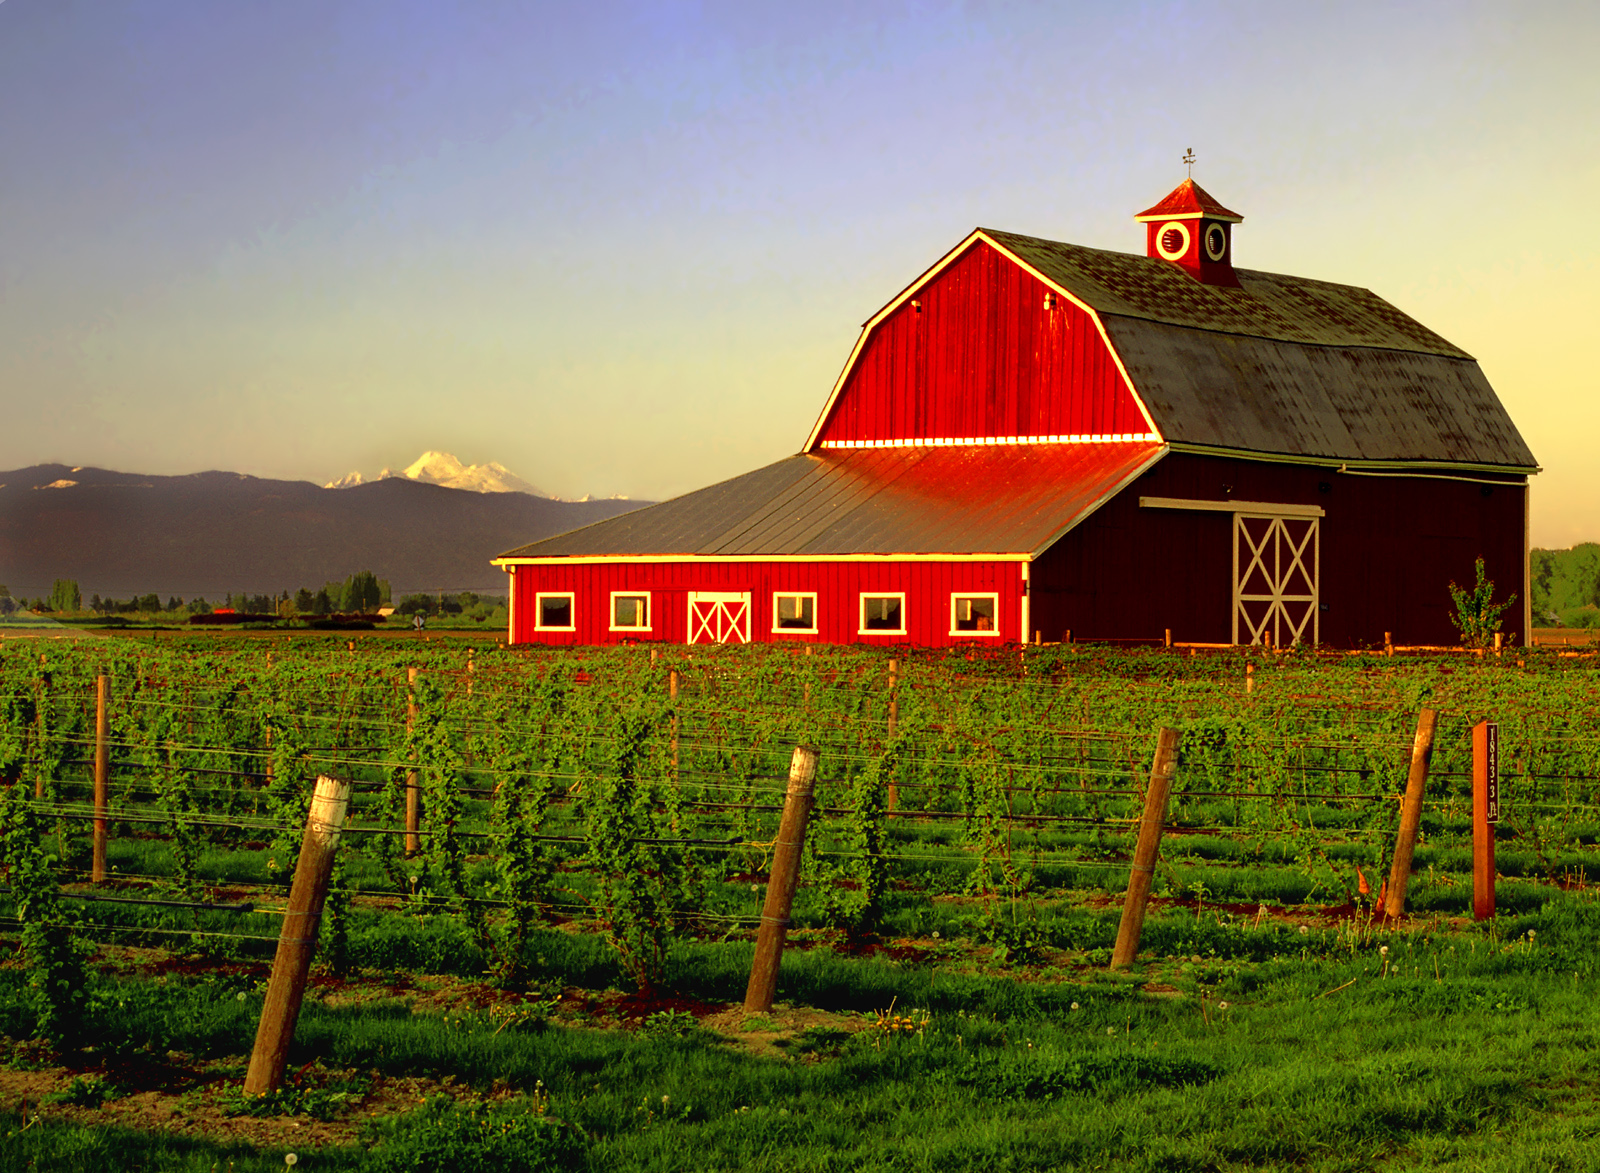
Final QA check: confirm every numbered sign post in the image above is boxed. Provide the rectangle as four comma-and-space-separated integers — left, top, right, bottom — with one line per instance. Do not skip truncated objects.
1473, 720, 1498, 921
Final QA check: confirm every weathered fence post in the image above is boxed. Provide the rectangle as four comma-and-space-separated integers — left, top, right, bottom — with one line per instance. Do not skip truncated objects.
92, 673, 109, 882
1473, 719, 1498, 921
886, 658, 900, 812
669, 668, 681, 780
743, 745, 819, 1013
1383, 708, 1438, 918
404, 667, 420, 857
244, 774, 352, 1094
1110, 727, 1180, 969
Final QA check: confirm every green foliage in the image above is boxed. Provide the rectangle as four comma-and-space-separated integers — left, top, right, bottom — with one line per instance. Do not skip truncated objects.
364, 1094, 586, 1173
1448, 556, 1518, 647
0, 774, 87, 1045
1530, 542, 1600, 619
48, 579, 81, 614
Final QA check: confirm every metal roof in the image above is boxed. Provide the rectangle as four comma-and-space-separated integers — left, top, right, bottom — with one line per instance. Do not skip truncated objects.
497, 442, 1164, 560
1133, 179, 1243, 223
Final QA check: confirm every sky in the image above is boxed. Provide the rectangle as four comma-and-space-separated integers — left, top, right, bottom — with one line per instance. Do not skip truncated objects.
0, 0, 1596, 544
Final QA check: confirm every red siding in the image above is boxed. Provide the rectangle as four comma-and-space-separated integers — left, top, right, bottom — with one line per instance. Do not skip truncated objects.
816, 240, 1147, 446
509, 560, 1024, 648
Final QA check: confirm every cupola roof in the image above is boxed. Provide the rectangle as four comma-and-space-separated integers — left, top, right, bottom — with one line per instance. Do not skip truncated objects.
1134, 178, 1243, 224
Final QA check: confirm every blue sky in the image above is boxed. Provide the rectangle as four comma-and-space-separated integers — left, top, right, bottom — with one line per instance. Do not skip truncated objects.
1, 1, 1596, 543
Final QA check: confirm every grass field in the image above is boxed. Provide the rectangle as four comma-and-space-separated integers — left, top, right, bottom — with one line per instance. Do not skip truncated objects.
1, 635, 1598, 1170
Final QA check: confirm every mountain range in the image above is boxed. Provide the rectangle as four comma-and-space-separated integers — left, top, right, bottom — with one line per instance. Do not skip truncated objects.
0, 462, 645, 599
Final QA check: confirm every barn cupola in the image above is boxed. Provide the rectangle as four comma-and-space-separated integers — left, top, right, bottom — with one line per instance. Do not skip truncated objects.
1134, 177, 1244, 288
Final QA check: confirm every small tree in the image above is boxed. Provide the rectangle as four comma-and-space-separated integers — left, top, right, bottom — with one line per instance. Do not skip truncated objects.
48, 580, 80, 614
1448, 557, 1517, 648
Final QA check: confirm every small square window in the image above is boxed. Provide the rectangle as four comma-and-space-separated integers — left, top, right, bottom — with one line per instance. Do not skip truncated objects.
610, 593, 650, 631
951, 594, 999, 636
773, 592, 817, 633
535, 593, 574, 630
859, 593, 905, 634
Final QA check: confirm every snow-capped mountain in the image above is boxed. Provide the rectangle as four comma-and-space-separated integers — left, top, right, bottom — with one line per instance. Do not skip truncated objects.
325, 451, 546, 496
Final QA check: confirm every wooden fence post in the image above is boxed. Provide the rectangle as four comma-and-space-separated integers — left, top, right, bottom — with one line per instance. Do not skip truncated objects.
886, 658, 899, 812
34, 665, 47, 800
743, 745, 819, 1013
92, 673, 109, 882
244, 774, 352, 1094
1473, 719, 1498, 921
1110, 727, 1180, 969
405, 668, 420, 857
1383, 708, 1438, 918
669, 668, 680, 780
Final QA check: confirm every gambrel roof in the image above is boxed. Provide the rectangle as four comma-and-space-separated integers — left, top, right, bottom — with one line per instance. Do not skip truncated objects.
806, 229, 1537, 471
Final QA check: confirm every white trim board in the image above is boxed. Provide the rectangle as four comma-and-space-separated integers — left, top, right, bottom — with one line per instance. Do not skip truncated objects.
1140, 496, 1325, 518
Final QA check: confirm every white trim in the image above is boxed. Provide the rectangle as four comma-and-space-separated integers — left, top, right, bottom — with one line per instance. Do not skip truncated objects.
801, 229, 1167, 452
1204, 222, 1228, 262
950, 592, 1002, 637
1233, 515, 1320, 647
687, 591, 752, 645
534, 591, 576, 632
771, 591, 819, 634
1165, 441, 1539, 476
494, 552, 1032, 567
1141, 496, 1325, 518
820, 433, 1159, 449
1133, 210, 1243, 224
858, 592, 908, 636
1155, 221, 1192, 262
608, 591, 651, 632
505, 565, 516, 642
1020, 563, 1030, 643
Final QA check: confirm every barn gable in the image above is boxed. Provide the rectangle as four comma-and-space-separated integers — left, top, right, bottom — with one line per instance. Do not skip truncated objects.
809, 237, 1157, 449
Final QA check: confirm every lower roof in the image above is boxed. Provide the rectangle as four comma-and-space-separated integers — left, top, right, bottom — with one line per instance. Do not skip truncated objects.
496, 442, 1165, 562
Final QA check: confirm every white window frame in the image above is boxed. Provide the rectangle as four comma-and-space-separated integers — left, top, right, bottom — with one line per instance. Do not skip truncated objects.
771, 592, 819, 634
858, 592, 907, 636
608, 591, 651, 632
949, 592, 1001, 637
534, 591, 576, 632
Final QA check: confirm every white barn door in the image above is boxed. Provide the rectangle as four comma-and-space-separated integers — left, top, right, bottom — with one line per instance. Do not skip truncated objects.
1233, 514, 1319, 646
687, 592, 752, 644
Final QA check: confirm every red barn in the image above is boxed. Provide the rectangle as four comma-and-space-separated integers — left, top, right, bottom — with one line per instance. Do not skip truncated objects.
495, 180, 1537, 649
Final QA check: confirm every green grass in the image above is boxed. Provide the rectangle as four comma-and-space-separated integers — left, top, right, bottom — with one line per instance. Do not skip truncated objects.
4, 893, 1599, 1171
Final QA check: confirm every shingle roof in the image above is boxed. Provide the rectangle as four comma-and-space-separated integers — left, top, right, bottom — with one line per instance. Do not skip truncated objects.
497, 442, 1162, 560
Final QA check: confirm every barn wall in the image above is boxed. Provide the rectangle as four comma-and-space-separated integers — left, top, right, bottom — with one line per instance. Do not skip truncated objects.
508, 560, 1023, 647
1031, 453, 1530, 647
815, 241, 1148, 445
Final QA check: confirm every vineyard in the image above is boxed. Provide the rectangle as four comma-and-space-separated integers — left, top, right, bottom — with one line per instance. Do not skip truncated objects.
2, 634, 1599, 1171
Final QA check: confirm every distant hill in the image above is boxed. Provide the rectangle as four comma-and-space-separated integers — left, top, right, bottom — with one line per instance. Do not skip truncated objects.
0, 464, 646, 599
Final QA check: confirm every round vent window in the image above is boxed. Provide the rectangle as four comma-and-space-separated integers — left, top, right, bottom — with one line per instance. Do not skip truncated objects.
1156, 221, 1191, 261
1204, 222, 1228, 262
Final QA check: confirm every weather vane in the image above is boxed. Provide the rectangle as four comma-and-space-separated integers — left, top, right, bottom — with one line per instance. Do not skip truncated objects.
1182, 148, 1196, 178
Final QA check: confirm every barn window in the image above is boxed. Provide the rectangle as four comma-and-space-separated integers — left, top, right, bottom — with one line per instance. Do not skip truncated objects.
535, 593, 575, 631
859, 593, 905, 634
610, 593, 650, 631
772, 592, 817, 633
950, 594, 999, 635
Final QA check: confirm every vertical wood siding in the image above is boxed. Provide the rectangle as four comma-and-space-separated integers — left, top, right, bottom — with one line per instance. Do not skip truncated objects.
508, 560, 1023, 648
816, 240, 1146, 445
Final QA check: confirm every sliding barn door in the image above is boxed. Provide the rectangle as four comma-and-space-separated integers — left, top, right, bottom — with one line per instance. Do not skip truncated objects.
687, 591, 752, 644
1233, 514, 1319, 646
